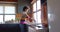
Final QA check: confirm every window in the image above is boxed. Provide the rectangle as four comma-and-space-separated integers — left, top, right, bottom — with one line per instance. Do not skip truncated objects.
0, 6, 3, 14
0, 15, 3, 23
33, 0, 42, 29
5, 6, 15, 14
33, 0, 41, 24
36, 0, 41, 23
0, 5, 16, 23
5, 15, 15, 21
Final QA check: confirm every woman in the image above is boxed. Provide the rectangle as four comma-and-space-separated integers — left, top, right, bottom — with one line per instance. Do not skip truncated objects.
19, 6, 30, 32
20, 6, 38, 32
20, 6, 31, 24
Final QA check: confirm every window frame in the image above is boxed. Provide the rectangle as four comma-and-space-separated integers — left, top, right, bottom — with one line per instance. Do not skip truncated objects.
0, 4, 16, 22
32, 0, 43, 29
33, 0, 42, 24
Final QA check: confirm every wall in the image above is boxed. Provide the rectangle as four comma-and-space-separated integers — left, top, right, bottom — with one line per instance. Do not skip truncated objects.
16, 0, 32, 20
47, 0, 60, 32
18, 0, 31, 13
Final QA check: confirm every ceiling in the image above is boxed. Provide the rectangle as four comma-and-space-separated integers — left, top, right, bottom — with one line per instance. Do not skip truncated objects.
0, 0, 18, 2
0, 0, 47, 4
0, 0, 33, 2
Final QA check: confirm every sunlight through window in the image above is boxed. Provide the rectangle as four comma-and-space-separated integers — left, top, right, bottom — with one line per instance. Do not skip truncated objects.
5, 15, 15, 21
0, 5, 16, 23
0, 6, 3, 14
33, 0, 41, 23
5, 6, 15, 14
0, 15, 3, 23
33, 0, 42, 29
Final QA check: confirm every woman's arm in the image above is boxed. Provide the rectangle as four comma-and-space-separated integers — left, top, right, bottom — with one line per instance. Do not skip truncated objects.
25, 13, 36, 22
